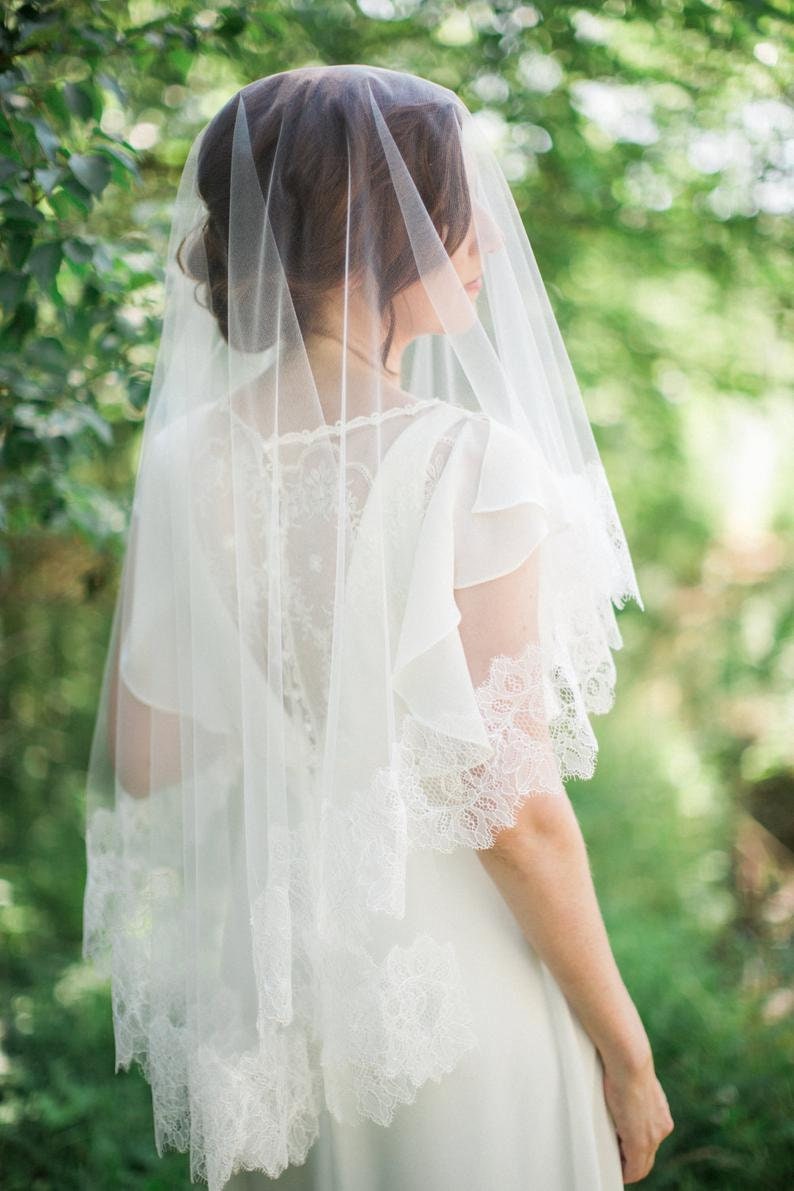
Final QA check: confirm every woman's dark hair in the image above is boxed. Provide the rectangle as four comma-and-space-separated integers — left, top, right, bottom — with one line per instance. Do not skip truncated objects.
176, 70, 472, 359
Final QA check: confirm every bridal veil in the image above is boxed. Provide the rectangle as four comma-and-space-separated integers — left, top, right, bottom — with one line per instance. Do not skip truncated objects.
81, 64, 643, 1190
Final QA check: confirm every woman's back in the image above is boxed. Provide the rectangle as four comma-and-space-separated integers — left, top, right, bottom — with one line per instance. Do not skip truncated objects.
81, 64, 663, 1191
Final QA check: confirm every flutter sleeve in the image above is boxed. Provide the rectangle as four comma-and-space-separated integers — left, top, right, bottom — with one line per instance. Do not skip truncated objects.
385, 413, 575, 858
451, 415, 571, 828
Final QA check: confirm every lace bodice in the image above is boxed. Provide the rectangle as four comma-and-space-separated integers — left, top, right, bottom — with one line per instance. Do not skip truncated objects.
189, 398, 468, 768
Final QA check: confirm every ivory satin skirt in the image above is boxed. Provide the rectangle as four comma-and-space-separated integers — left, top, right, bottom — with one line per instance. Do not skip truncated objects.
221, 843, 624, 1191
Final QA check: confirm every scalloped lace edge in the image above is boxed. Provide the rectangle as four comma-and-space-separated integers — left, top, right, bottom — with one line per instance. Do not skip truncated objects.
83, 638, 609, 1189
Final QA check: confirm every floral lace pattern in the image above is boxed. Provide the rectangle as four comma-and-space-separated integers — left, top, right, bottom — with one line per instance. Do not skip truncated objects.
83, 637, 575, 1189
189, 400, 458, 769
397, 640, 568, 851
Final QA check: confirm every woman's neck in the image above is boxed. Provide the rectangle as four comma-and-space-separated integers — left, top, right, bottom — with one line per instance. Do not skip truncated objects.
307, 287, 409, 379
307, 330, 401, 381
302, 329, 415, 416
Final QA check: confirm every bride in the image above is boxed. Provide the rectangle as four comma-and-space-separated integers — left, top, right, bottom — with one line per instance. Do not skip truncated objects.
82, 64, 673, 1190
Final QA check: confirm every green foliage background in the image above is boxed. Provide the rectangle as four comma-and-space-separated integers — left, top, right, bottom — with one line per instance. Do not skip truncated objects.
1, 1, 792, 1187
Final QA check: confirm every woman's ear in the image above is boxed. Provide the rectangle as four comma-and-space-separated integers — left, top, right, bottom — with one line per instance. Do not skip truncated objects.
472, 200, 504, 255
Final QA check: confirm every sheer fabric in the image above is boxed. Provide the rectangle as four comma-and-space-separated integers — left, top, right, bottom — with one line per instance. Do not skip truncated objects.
81, 65, 643, 1190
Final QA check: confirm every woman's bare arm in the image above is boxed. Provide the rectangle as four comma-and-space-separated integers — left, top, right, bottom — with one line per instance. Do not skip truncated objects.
476, 793, 651, 1072
454, 549, 650, 1067
455, 552, 674, 1182
106, 627, 185, 799
476, 793, 674, 1183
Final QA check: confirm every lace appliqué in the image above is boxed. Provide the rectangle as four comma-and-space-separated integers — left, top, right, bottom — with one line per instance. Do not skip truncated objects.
395, 640, 568, 852
82, 639, 573, 1189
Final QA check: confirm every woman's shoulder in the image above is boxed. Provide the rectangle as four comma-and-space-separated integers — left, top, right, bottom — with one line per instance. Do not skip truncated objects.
427, 402, 539, 469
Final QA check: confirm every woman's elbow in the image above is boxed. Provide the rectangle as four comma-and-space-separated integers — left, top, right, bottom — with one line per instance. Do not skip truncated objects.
478, 789, 582, 865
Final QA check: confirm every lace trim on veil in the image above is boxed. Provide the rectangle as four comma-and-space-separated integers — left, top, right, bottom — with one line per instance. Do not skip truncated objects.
83, 636, 602, 1189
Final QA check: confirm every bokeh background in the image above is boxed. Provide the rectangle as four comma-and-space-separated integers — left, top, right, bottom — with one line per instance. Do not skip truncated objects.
1, 1, 792, 1187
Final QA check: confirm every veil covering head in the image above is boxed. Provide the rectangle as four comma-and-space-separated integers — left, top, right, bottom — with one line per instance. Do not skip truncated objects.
82, 65, 643, 1189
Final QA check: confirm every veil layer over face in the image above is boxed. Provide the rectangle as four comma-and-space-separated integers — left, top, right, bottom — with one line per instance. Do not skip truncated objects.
81, 65, 643, 1189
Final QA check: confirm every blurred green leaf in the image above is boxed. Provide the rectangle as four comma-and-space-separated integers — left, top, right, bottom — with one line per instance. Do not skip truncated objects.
62, 237, 93, 265
28, 116, 61, 161
60, 174, 93, 212
63, 82, 95, 121
26, 241, 63, 289
12, 401, 113, 445
41, 84, 71, 126
0, 157, 19, 185
0, 198, 43, 225
67, 153, 111, 196
0, 296, 36, 344
33, 164, 62, 193
7, 231, 32, 268
0, 270, 29, 311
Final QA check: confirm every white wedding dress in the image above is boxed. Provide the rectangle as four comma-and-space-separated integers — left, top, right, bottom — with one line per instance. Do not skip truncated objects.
222, 851, 623, 1191
213, 397, 625, 1191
